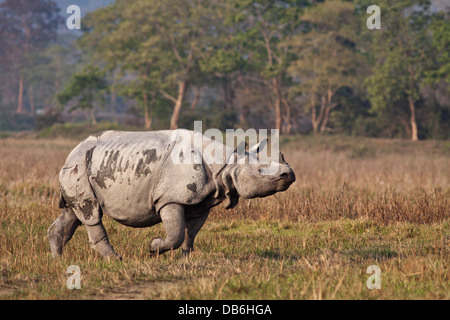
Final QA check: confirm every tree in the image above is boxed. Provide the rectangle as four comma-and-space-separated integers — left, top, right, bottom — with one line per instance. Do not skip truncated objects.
425, 13, 450, 85
21, 37, 81, 115
81, 0, 217, 129
0, 0, 62, 114
228, 0, 309, 133
288, 0, 364, 133
200, 47, 247, 123
57, 66, 108, 124
365, 0, 434, 141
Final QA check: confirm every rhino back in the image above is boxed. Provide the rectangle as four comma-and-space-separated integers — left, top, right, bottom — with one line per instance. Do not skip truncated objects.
60, 130, 220, 227
64, 131, 173, 224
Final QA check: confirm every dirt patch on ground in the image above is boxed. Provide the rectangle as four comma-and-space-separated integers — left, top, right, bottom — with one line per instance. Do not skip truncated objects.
0, 280, 185, 300
90, 283, 155, 300
0, 285, 16, 299
90, 281, 186, 300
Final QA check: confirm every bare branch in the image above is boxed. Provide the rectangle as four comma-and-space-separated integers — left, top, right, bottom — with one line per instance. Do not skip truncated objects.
261, 29, 273, 66
159, 89, 177, 104
261, 29, 281, 65
169, 35, 185, 69
238, 74, 270, 86
190, 87, 201, 110
330, 102, 338, 109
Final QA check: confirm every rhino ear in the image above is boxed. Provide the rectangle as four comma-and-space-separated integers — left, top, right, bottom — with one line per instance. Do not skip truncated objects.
234, 141, 247, 157
249, 138, 268, 154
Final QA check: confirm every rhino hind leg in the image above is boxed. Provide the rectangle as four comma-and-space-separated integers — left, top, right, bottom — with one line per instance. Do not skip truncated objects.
85, 222, 122, 260
48, 208, 82, 258
150, 204, 185, 256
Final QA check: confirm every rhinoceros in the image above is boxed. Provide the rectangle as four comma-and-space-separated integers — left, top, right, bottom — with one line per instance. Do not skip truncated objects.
47, 129, 295, 259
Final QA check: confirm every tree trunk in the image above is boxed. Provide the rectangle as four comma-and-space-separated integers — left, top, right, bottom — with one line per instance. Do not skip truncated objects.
320, 87, 333, 133
18, 14, 31, 115
406, 64, 419, 142
29, 85, 35, 115
408, 97, 418, 141
281, 94, 292, 135
240, 105, 249, 128
143, 92, 152, 129
313, 95, 326, 134
310, 54, 320, 134
272, 77, 282, 131
88, 109, 97, 125
144, 108, 152, 129
320, 106, 330, 133
399, 116, 411, 139
190, 87, 201, 110
170, 80, 188, 130
223, 75, 234, 111
311, 104, 319, 134
238, 81, 250, 128
17, 76, 24, 114
310, 93, 319, 134
284, 112, 292, 135
110, 83, 116, 115
263, 30, 282, 132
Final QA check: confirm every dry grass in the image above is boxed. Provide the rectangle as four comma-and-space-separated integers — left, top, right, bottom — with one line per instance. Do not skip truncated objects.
0, 134, 449, 299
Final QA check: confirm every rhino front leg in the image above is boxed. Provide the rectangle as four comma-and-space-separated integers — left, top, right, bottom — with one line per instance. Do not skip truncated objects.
85, 222, 122, 260
150, 204, 185, 255
182, 211, 210, 256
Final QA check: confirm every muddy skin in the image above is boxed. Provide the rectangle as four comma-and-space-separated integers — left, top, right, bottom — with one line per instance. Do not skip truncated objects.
49, 129, 296, 259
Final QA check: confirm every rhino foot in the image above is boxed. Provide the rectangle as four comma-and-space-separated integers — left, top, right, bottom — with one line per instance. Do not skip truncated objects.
48, 230, 63, 258
181, 248, 193, 258
149, 236, 184, 256
149, 204, 186, 256
91, 239, 123, 260
149, 237, 165, 256
86, 222, 122, 260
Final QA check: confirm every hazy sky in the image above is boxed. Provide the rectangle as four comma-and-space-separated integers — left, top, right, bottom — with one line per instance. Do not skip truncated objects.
56, 0, 448, 16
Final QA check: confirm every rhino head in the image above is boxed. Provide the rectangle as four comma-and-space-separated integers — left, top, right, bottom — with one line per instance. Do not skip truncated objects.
221, 139, 296, 208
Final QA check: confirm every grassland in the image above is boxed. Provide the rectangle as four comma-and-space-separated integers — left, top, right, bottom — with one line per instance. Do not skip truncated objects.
0, 132, 449, 299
